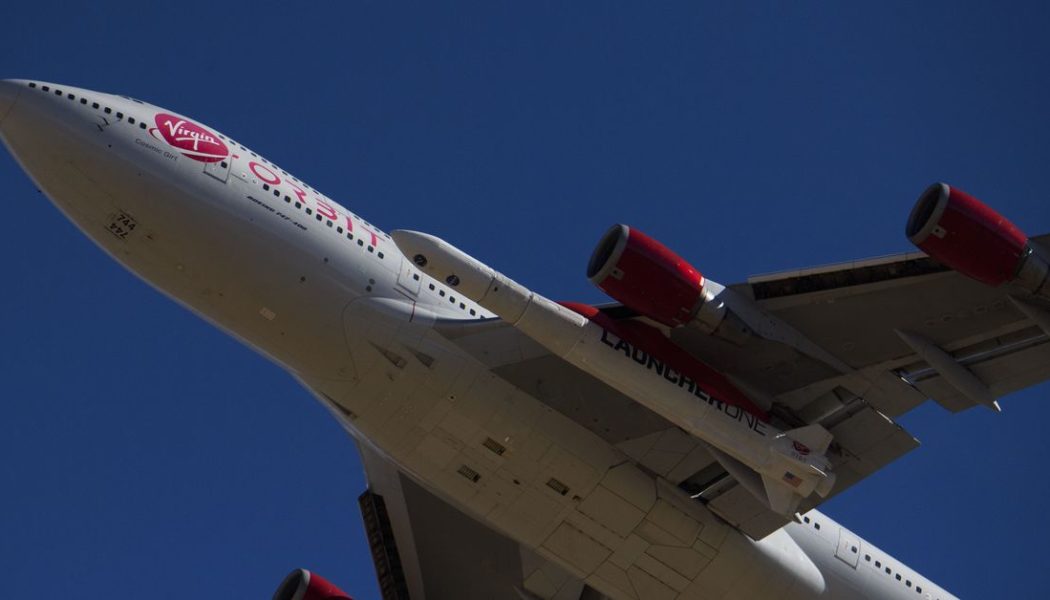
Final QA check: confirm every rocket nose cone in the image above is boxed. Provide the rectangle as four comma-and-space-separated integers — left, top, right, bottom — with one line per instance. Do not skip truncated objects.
0, 79, 25, 125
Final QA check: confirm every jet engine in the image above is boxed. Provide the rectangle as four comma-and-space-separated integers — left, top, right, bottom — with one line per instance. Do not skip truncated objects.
587, 224, 707, 327
586, 224, 753, 344
907, 182, 1048, 295
273, 569, 352, 600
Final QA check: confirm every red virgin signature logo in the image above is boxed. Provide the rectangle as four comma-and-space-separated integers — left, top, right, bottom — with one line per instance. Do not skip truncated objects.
150, 113, 228, 163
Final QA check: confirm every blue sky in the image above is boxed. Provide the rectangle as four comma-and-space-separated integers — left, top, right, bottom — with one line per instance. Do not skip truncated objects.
2, 2, 1048, 598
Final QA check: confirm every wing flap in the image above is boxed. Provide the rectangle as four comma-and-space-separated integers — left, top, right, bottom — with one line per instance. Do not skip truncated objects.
706, 485, 790, 539
828, 406, 919, 477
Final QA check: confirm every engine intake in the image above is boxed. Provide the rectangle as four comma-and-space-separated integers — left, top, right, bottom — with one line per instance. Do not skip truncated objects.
273, 569, 352, 600
587, 224, 705, 327
907, 183, 1047, 295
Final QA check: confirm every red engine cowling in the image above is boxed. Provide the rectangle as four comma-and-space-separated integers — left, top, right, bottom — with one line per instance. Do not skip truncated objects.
273, 569, 352, 600
587, 224, 705, 327
906, 182, 1030, 286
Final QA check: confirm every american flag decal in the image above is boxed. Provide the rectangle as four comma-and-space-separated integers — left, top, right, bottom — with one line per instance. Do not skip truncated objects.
782, 472, 803, 488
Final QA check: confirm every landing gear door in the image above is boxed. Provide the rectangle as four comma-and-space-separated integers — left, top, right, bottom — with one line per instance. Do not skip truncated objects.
396, 256, 422, 297
835, 527, 861, 568
203, 156, 231, 183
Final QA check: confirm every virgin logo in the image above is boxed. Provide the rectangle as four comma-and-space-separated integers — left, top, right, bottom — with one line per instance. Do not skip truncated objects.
150, 113, 228, 163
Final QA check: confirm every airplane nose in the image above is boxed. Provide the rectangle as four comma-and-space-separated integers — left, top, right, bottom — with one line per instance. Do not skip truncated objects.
0, 79, 24, 124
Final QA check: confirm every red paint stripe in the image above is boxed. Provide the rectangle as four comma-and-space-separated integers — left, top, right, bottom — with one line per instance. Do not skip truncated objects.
559, 301, 770, 422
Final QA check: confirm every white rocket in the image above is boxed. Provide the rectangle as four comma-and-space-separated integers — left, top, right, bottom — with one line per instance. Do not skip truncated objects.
391, 230, 837, 517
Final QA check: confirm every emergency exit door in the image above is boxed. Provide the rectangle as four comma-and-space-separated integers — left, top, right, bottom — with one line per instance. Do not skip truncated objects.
835, 527, 861, 568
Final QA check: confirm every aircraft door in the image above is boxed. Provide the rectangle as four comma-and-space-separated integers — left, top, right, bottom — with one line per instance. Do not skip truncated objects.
203, 155, 231, 183
835, 527, 861, 568
396, 256, 422, 297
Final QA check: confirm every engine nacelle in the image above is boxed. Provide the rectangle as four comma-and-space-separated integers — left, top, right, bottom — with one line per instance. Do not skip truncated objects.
273, 569, 352, 600
587, 224, 706, 327
907, 183, 1047, 294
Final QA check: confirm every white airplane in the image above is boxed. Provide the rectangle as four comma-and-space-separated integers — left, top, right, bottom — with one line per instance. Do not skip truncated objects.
2, 79, 1047, 600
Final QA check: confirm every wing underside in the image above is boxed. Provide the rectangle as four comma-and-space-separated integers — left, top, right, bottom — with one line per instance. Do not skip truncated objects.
354, 440, 606, 600
434, 234, 1050, 539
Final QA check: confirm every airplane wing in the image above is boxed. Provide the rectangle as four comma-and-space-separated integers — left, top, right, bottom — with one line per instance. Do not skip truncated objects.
353, 438, 609, 599
433, 233, 1050, 539
684, 232, 1050, 418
